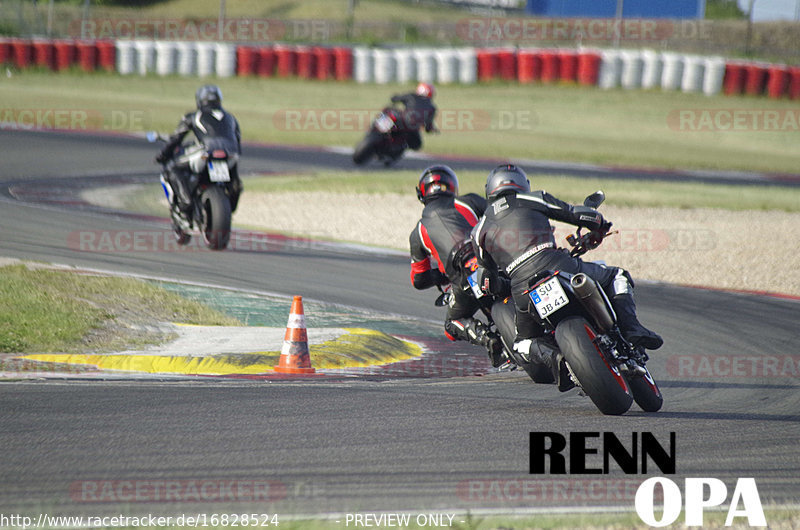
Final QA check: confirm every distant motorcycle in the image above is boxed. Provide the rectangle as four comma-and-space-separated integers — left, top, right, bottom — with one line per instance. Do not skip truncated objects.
352, 105, 415, 166
147, 131, 234, 250
438, 191, 663, 416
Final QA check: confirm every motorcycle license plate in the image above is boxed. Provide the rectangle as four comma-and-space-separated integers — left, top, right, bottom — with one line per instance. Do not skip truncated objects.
529, 277, 569, 319
208, 160, 230, 182
375, 114, 395, 133
467, 271, 485, 299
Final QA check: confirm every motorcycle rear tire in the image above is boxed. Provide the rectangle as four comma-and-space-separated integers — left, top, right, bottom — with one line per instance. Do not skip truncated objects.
555, 316, 633, 415
200, 186, 232, 250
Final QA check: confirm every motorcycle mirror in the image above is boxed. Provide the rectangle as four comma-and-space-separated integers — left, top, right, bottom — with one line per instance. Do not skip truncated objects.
435, 292, 450, 307
583, 190, 605, 209
145, 131, 158, 143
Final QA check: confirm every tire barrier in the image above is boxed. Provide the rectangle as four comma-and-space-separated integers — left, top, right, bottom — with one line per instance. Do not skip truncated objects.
681, 55, 705, 93
598, 49, 622, 89
640, 49, 663, 89
702, 57, 726, 96
1, 36, 798, 100
620, 50, 644, 90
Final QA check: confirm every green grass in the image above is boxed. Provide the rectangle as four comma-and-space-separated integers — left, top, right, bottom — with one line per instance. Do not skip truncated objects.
2, 71, 799, 174
243, 170, 800, 212
0, 264, 239, 353
102, 0, 468, 25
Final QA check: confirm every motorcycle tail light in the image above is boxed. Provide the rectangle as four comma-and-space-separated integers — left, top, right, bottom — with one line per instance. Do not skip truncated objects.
211, 149, 227, 158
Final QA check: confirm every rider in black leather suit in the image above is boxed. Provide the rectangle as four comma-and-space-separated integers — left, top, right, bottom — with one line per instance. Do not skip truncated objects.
156, 85, 243, 216
409, 165, 505, 367
390, 82, 438, 151
471, 165, 663, 361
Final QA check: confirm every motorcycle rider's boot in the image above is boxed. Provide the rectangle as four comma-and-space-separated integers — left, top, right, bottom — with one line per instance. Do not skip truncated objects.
175, 182, 194, 220
535, 338, 575, 391
514, 336, 574, 391
166, 169, 192, 219
471, 323, 506, 368
554, 354, 576, 392
228, 177, 243, 212
447, 318, 506, 368
612, 294, 663, 350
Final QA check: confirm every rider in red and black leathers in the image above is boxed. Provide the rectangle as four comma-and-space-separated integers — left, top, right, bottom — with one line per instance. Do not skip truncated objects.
391, 82, 437, 151
409, 165, 505, 366
472, 165, 663, 358
156, 85, 243, 215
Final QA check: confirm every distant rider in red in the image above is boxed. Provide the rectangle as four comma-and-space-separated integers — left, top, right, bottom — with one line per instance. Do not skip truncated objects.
390, 82, 438, 151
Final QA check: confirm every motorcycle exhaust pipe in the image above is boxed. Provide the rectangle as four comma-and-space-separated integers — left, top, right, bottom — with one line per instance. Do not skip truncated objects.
570, 273, 615, 333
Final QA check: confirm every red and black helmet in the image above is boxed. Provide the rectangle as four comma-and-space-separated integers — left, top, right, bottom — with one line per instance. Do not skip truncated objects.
416, 165, 458, 203
415, 82, 435, 99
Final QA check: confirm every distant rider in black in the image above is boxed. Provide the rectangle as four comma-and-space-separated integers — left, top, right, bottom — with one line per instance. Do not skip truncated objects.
390, 82, 438, 151
409, 165, 505, 367
471, 165, 663, 366
156, 84, 243, 217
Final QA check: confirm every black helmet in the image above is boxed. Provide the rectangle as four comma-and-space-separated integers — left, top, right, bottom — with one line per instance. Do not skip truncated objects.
485, 164, 530, 200
196, 84, 222, 109
416, 165, 459, 203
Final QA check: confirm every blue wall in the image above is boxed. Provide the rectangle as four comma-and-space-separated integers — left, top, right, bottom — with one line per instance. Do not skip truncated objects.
526, 0, 706, 19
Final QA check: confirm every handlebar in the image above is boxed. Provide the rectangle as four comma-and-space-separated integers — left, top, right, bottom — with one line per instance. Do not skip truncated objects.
566, 224, 616, 257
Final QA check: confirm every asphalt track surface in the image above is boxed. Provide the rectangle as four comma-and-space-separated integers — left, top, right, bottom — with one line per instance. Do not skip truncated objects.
1, 129, 798, 521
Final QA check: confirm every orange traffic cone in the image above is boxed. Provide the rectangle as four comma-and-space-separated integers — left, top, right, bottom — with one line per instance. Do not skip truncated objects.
274, 296, 316, 374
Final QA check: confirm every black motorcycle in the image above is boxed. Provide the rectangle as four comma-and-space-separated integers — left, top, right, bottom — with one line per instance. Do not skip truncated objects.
352, 105, 415, 166
439, 191, 663, 416
147, 131, 234, 250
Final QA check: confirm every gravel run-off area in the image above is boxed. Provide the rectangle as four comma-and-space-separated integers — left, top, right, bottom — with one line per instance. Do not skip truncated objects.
236, 191, 800, 297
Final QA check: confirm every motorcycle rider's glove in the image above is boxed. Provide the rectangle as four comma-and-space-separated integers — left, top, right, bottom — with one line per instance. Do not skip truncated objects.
586, 219, 613, 249
478, 267, 510, 297
572, 206, 606, 232
432, 269, 449, 287
155, 151, 169, 164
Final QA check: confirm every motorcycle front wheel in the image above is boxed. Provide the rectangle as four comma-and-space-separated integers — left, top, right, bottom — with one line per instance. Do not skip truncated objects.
627, 367, 663, 412
200, 186, 232, 250
352, 132, 380, 165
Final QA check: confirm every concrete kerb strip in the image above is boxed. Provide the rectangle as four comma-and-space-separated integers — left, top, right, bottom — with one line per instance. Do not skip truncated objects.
1, 259, 428, 378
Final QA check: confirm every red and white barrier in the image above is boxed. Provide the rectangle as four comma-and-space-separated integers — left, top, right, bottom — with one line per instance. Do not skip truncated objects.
1, 36, 797, 100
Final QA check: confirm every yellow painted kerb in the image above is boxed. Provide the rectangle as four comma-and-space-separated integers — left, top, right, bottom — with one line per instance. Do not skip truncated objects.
22, 328, 422, 375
